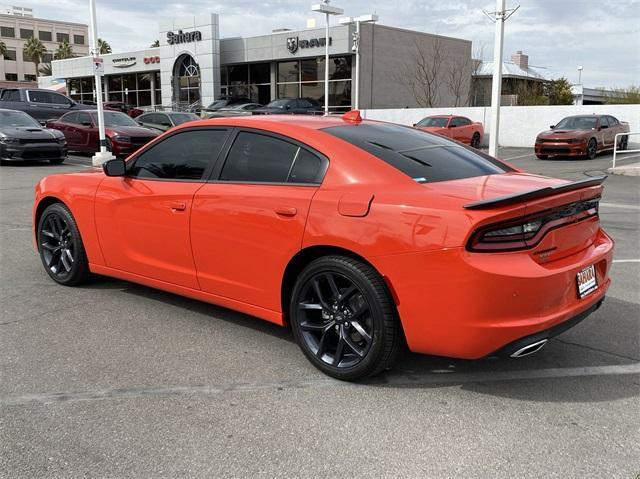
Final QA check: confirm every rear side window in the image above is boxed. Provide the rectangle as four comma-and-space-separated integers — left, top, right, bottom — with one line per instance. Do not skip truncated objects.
323, 123, 510, 184
599, 117, 610, 127
1, 90, 21, 101
220, 131, 326, 184
128, 129, 228, 180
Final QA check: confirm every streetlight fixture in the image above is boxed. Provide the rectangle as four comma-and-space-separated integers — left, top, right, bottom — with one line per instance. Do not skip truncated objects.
339, 13, 378, 111
577, 65, 583, 85
89, 0, 113, 166
311, 0, 343, 115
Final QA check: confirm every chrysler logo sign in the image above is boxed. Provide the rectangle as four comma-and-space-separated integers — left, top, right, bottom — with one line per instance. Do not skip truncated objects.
167, 29, 203, 45
112, 57, 137, 68
286, 36, 332, 54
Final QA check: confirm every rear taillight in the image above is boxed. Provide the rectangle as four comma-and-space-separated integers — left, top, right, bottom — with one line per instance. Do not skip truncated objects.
468, 198, 599, 252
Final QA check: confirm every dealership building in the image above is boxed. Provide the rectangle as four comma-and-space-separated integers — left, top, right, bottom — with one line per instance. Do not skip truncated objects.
51, 13, 471, 111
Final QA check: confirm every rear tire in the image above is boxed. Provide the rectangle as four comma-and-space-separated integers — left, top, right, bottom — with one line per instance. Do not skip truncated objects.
471, 132, 481, 149
289, 255, 401, 381
49, 157, 65, 165
536, 154, 548, 160
585, 138, 597, 160
37, 203, 90, 286
619, 135, 628, 151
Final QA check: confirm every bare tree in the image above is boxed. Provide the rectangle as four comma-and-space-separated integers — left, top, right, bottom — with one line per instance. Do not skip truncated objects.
395, 36, 444, 107
469, 43, 485, 106
444, 55, 472, 107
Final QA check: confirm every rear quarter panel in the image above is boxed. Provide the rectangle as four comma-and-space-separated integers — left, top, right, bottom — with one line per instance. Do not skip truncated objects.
34, 170, 106, 266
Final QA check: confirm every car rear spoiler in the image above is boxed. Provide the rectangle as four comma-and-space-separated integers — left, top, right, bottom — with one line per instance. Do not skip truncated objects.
463, 175, 607, 210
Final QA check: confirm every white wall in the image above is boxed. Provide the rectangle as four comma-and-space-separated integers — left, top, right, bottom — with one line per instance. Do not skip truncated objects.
361, 105, 640, 148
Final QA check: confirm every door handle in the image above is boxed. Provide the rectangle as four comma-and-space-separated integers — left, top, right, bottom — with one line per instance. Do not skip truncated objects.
275, 206, 297, 217
164, 201, 187, 211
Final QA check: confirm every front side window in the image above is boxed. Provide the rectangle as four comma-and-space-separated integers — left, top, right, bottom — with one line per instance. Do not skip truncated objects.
220, 131, 325, 184
127, 129, 228, 180
76, 112, 92, 125
323, 123, 511, 184
49, 92, 71, 105
62, 112, 79, 124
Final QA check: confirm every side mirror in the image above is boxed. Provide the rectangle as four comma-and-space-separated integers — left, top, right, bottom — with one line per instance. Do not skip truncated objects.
449, 124, 457, 128
103, 158, 126, 177
161, 122, 172, 127
600, 125, 608, 129
285, 104, 291, 110
550, 125, 555, 129
81, 121, 92, 127
412, 123, 417, 127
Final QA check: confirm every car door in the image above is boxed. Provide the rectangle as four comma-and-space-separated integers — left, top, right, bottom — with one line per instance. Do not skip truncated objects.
449, 117, 465, 143
598, 117, 614, 148
25, 90, 59, 122
94, 127, 231, 288
191, 129, 328, 311
73, 111, 94, 150
58, 112, 80, 147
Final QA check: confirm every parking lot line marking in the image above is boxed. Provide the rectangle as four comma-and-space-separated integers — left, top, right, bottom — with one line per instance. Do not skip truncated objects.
612, 259, 640, 263
500, 153, 535, 161
599, 202, 640, 211
1, 363, 638, 407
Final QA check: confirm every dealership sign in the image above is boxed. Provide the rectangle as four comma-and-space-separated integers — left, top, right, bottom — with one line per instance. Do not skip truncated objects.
286, 36, 332, 54
167, 29, 203, 45
144, 56, 160, 64
112, 56, 137, 68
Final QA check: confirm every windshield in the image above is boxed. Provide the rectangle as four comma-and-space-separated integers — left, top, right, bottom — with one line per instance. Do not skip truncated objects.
93, 111, 139, 127
0, 110, 41, 128
554, 116, 598, 130
416, 117, 449, 128
171, 113, 199, 125
266, 99, 290, 108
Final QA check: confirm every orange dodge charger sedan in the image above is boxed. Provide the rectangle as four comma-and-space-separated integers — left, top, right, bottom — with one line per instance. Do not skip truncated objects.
414, 115, 484, 148
33, 112, 613, 380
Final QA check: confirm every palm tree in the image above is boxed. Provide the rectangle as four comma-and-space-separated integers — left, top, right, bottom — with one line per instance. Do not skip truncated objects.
39, 64, 52, 76
23, 37, 47, 77
150, 40, 159, 47
97, 38, 111, 55
0, 40, 7, 58
54, 39, 74, 60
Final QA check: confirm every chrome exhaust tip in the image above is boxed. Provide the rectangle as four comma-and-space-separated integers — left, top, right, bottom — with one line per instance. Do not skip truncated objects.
510, 339, 548, 358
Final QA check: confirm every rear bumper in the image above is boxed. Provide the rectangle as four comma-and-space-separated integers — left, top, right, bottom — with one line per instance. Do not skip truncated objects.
0, 143, 67, 161
371, 228, 614, 359
535, 142, 587, 157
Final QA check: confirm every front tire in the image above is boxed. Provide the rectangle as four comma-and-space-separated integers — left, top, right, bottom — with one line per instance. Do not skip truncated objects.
471, 132, 481, 149
289, 256, 401, 381
49, 157, 65, 165
586, 138, 597, 160
37, 203, 90, 286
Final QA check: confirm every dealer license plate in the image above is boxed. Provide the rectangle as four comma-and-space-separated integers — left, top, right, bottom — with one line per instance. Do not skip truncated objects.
577, 264, 598, 299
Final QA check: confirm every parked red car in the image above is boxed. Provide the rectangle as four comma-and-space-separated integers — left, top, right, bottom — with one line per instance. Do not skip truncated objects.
33, 113, 613, 380
414, 115, 484, 148
535, 115, 630, 160
103, 101, 144, 119
46, 110, 158, 157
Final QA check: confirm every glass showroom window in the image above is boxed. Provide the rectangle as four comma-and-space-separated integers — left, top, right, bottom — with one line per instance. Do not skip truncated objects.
106, 72, 158, 107
276, 56, 352, 111
220, 62, 271, 105
67, 77, 100, 104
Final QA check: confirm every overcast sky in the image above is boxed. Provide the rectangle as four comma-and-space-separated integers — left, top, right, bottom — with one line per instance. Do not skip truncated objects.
23, 0, 640, 88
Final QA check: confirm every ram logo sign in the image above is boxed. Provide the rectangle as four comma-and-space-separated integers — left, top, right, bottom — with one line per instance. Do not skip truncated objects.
286, 36, 332, 54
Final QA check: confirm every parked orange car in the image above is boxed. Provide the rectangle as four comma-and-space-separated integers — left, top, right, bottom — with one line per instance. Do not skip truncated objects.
535, 114, 630, 160
33, 113, 613, 380
414, 115, 484, 148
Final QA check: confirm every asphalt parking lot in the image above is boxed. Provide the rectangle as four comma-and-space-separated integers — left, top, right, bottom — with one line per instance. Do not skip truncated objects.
1, 148, 638, 478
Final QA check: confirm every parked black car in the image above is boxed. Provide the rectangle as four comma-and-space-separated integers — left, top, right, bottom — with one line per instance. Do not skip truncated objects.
0, 88, 91, 123
0, 109, 67, 164
251, 98, 323, 115
136, 111, 200, 132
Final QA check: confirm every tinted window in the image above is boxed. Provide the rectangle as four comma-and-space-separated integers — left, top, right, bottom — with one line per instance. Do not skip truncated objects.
599, 117, 609, 127
50, 93, 71, 105
607, 116, 618, 126
1, 90, 20, 101
289, 148, 326, 184
555, 116, 598, 130
221, 132, 299, 183
76, 112, 92, 125
63, 112, 79, 124
128, 129, 227, 180
28, 90, 53, 103
323, 123, 510, 184
457, 117, 471, 126
416, 117, 448, 127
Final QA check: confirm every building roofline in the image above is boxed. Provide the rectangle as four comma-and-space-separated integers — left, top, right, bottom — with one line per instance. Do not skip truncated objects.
0, 13, 88, 28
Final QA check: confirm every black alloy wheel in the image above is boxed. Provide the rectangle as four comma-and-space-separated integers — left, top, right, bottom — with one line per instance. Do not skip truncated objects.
471, 133, 481, 149
38, 203, 89, 286
290, 256, 400, 381
586, 138, 597, 160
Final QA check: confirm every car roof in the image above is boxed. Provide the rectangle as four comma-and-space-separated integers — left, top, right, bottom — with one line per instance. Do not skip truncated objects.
177, 114, 364, 131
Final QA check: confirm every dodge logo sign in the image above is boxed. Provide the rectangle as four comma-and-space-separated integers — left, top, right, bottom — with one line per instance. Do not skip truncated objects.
287, 37, 299, 54
287, 36, 331, 54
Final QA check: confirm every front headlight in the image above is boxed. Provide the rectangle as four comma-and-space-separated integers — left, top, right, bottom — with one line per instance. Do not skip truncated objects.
114, 135, 131, 143
0, 136, 20, 145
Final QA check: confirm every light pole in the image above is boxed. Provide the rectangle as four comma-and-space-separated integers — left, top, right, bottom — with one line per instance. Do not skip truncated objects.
312, 0, 343, 115
89, 0, 113, 166
577, 65, 583, 85
339, 14, 378, 111
484, 0, 519, 158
